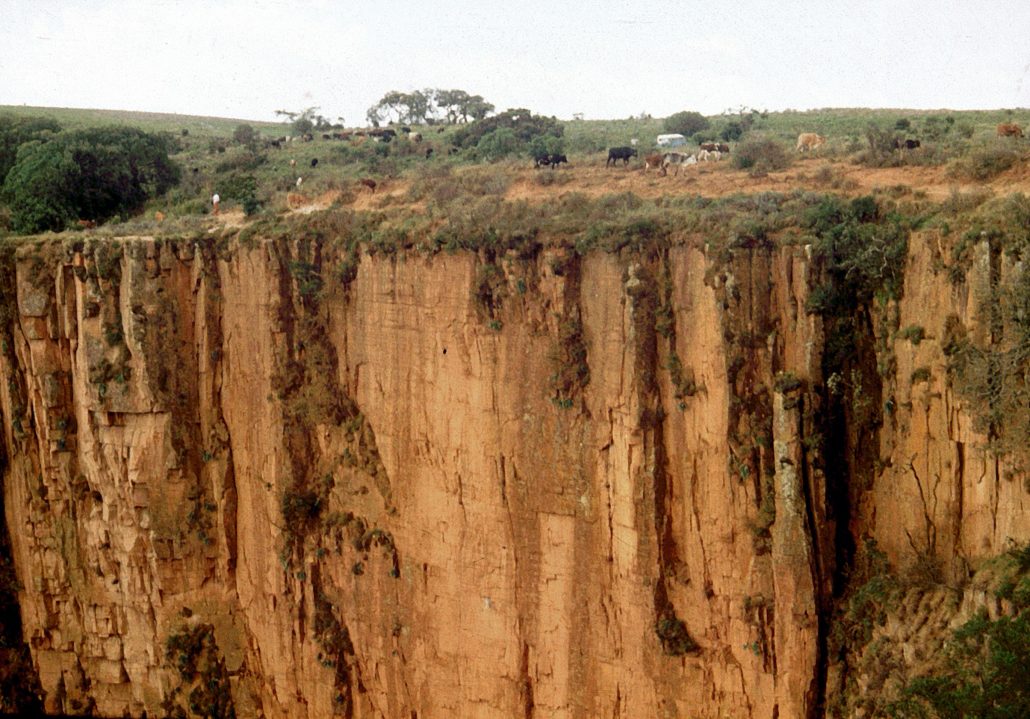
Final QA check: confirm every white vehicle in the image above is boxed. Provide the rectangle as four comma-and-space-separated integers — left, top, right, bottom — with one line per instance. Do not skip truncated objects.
656, 133, 687, 148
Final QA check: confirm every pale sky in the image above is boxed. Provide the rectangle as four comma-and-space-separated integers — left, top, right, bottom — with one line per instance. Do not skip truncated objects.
2, 0, 1029, 124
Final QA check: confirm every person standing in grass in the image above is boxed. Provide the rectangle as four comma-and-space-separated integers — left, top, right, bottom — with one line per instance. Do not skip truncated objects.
212, 192, 220, 215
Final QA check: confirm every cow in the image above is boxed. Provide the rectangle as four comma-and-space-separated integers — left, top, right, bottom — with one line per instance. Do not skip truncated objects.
716, 142, 730, 153
644, 153, 666, 175
290, 159, 297, 168
796, 133, 826, 151
296, 176, 303, 188
359, 178, 377, 194
893, 138, 921, 150
154, 211, 166, 222
76, 219, 96, 229
322, 133, 331, 140
400, 126, 411, 134
607, 146, 638, 166
699, 142, 720, 152
662, 152, 697, 175
410, 132, 423, 143
425, 147, 434, 159
534, 152, 568, 169
268, 139, 281, 149
997, 122, 1024, 138
310, 158, 319, 167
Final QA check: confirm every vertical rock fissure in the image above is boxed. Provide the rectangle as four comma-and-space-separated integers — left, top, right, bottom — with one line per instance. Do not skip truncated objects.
0, 242, 43, 713
629, 255, 695, 655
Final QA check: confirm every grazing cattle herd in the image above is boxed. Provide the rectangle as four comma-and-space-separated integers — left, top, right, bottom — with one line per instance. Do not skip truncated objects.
202, 118, 1024, 218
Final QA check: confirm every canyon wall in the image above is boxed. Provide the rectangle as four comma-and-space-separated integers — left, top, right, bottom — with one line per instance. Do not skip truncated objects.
0, 229, 1025, 717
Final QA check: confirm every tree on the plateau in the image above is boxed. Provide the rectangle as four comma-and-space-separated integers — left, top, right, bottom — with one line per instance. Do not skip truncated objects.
1, 126, 180, 233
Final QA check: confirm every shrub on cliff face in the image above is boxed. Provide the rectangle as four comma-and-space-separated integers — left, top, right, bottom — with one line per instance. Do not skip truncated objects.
1, 126, 180, 233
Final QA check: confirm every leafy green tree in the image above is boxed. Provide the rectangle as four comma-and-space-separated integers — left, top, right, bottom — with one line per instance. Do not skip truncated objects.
0, 115, 61, 184
434, 89, 471, 124
366, 90, 439, 125
663, 111, 710, 137
435, 90, 495, 123
275, 107, 332, 135
465, 95, 495, 122
1, 126, 180, 233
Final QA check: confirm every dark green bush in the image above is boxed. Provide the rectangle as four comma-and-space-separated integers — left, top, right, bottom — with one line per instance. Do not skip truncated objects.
0, 114, 61, 182
232, 124, 256, 146
1, 126, 179, 233
219, 174, 260, 215
720, 121, 745, 142
476, 128, 520, 160
452, 108, 563, 150
663, 111, 709, 137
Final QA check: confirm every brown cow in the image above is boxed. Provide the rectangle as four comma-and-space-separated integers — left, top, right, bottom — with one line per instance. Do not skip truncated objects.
644, 152, 666, 175
76, 219, 96, 229
997, 122, 1024, 138
795, 133, 826, 151
359, 178, 377, 194
154, 211, 166, 222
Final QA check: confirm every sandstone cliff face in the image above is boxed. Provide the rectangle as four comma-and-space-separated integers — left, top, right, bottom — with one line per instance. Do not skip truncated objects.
0, 229, 1025, 717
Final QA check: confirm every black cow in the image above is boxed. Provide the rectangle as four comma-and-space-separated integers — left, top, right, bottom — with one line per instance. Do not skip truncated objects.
894, 138, 921, 150
425, 147, 434, 159
310, 158, 319, 167
607, 146, 638, 166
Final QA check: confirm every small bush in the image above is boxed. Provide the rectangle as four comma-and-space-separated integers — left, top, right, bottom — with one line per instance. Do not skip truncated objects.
655, 615, 698, 655
897, 325, 926, 344
663, 111, 709, 137
732, 137, 790, 176
232, 123, 256, 146
950, 144, 1019, 181
720, 121, 744, 142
